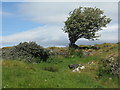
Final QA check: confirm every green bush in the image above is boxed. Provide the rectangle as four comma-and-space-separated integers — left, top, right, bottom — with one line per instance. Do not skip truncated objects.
98, 53, 120, 78
2, 42, 50, 63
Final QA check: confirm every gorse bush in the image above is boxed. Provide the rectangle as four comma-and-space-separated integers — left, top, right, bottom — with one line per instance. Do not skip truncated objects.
2, 42, 50, 63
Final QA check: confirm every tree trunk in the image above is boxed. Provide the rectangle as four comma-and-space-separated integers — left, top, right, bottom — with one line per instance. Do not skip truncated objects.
69, 37, 78, 49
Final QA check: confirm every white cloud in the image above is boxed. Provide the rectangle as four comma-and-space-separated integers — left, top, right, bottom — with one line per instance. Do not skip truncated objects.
18, 3, 75, 25
1, 24, 118, 47
18, 2, 118, 25
101, 24, 118, 33
1, 25, 69, 47
1, 2, 118, 47
99, 24, 118, 42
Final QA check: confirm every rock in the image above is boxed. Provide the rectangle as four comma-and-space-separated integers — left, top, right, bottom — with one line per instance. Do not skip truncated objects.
109, 78, 112, 80
72, 67, 80, 72
88, 61, 94, 65
72, 65, 85, 72
68, 64, 81, 69
80, 66, 85, 69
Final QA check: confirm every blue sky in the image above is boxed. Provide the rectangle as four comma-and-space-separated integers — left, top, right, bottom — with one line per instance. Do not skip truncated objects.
1, 1, 118, 47
2, 2, 44, 36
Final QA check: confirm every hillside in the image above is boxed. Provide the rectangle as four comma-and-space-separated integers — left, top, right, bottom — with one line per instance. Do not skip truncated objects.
1, 43, 120, 88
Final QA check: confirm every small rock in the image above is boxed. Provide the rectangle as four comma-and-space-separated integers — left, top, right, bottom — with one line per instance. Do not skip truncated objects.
91, 61, 94, 64
80, 66, 85, 69
68, 64, 81, 69
72, 67, 80, 72
109, 78, 112, 80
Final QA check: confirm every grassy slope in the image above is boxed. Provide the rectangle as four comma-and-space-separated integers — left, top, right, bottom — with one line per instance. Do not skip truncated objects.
2, 43, 119, 88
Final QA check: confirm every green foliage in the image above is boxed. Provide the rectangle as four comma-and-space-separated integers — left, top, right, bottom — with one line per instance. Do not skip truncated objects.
48, 47, 83, 58
98, 53, 119, 78
2, 42, 50, 63
63, 7, 112, 47
69, 48, 83, 58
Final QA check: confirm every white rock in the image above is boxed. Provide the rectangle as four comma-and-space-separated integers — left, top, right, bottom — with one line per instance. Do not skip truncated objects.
80, 66, 85, 69
76, 67, 80, 71
72, 67, 80, 72
88, 62, 90, 64
72, 69, 76, 72
91, 61, 94, 64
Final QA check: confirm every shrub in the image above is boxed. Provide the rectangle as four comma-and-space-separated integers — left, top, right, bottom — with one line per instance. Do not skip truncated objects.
2, 42, 50, 63
98, 53, 120, 78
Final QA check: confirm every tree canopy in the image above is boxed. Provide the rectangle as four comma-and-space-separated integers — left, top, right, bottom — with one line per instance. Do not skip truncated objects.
63, 7, 112, 48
